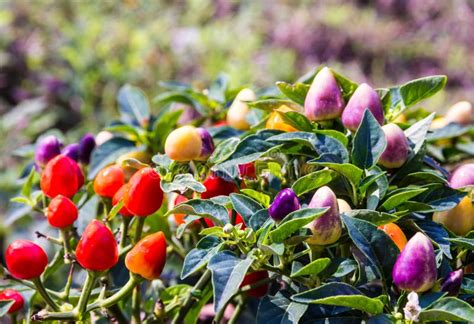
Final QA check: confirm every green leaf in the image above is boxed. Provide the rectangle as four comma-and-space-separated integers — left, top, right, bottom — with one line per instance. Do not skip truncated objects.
276, 81, 309, 106
151, 109, 183, 150
166, 199, 229, 226
414, 220, 451, 259
208, 251, 254, 312
381, 187, 427, 210
345, 210, 398, 226
241, 189, 271, 208
366, 166, 389, 210
292, 169, 336, 196
270, 208, 328, 243
21, 167, 36, 198
427, 123, 474, 141
331, 69, 359, 101
351, 110, 387, 169
208, 137, 240, 165
404, 113, 435, 154
447, 237, 474, 250
291, 258, 331, 278
341, 215, 399, 280
181, 236, 221, 279
117, 84, 150, 127
249, 209, 272, 231
230, 193, 263, 224
279, 111, 313, 132
419, 297, 474, 322
107, 200, 123, 221
77, 196, 99, 234
256, 292, 308, 324
309, 162, 363, 187
248, 99, 301, 112
291, 282, 384, 315
88, 137, 137, 179
208, 73, 229, 103
160, 173, 206, 193
0, 300, 15, 317
314, 129, 349, 147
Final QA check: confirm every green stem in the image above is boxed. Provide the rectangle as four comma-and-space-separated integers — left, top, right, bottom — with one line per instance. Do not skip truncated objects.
33, 278, 60, 311
134, 217, 146, 244
10, 313, 17, 324
76, 271, 97, 319
228, 296, 245, 324
60, 229, 73, 264
132, 284, 141, 323
119, 217, 131, 249
62, 263, 75, 301
172, 270, 211, 324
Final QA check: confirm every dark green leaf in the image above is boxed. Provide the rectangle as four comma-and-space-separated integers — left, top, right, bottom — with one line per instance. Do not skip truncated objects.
381, 187, 427, 210
117, 84, 150, 127
419, 297, 474, 322
161, 174, 206, 193
270, 208, 328, 243
276, 81, 309, 106
257, 292, 308, 324
345, 210, 398, 226
208, 73, 229, 103
166, 199, 229, 226
88, 137, 137, 179
0, 300, 15, 317
249, 209, 272, 231
310, 162, 363, 187
447, 237, 474, 250
291, 258, 331, 278
279, 111, 313, 132
404, 113, 435, 154
181, 236, 221, 279
248, 99, 301, 112
230, 193, 263, 224
208, 137, 240, 165
292, 169, 337, 196
415, 220, 451, 259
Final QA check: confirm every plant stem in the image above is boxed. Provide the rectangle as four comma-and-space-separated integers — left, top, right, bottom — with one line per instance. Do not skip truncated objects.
62, 262, 75, 301
76, 271, 97, 319
60, 229, 74, 263
228, 296, 245, 324
134, 217, 146, 244
10, 313, 17, 324
172, 270, 211, 324
32, 278, 60, 311
132, 284, 141, 323
119, 217, 131, 249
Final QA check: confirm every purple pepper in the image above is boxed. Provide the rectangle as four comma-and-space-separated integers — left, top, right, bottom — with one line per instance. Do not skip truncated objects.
378, 123, 409, 169
62, 143, 80, 161
449, 163, 474, 189
440, 269, 463, 296
196, 128, 215, 160
306, 186, 342, 245
304, 67, 345, 121
34, 135, 63, 167
268, 188, 300, 221
341, 83, 384, 131
78, 133, 96, 164
392, 232, 437, 292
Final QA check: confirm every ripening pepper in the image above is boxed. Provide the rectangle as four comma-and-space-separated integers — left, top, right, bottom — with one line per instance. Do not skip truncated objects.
268, 188, 300, 221
337, 199, 352, 213
0, 289, 24, 313
432, 196, 473, 236
125, 232, 167, 280
201, 174, 238, 199
238, 162, 257, 179
392, 232, 437, 292
440, 269, 463, 296
445, 101, 473, 125
226, 88, 256, 130
164, 125, 203, 162
123, 167, 163, 217
116, 151, 152, 180
304, 67, 344, 121
341, 83, 384, 131
78, 133, 96, 164
35, 135, 63, 167
449, 163, 474, 189
173, 194, 190, 225
306, 186, 342, 245
5, 240, 48, 280
40, 155, 83, 198
75, 220, 119, 271
47, 195, 78, 228
172, 103, 202, 126
196, 127, 215, 160
266, 105, 298, 132
112, 184, 133, 217
240, 270, 269, 298
378, 223, 408, 251
93, 164, 125, 198
61, 143, 79, 161
378, 123, 409, 169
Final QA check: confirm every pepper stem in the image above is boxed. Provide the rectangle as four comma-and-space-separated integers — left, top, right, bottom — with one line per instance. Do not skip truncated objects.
32, 277, 60, 312
75, 271, 97, 319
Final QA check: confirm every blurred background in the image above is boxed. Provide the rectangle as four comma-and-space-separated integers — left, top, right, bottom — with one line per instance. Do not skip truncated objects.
1, 0, 474, 217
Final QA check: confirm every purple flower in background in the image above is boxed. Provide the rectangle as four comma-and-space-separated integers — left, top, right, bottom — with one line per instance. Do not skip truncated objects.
78, 133, 96, 164
34, 135, 63, 167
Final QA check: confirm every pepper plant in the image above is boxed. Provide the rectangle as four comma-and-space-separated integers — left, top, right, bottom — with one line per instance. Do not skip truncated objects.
1, 68, 474, 323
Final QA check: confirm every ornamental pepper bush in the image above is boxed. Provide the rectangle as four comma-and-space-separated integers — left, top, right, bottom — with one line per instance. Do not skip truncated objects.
2, 68, 474, 323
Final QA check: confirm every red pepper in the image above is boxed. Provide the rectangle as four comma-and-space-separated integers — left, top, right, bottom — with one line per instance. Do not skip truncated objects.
0, 289, 24, 313
47, 195, 78, 228
93, 164, 125, 198
201, 174, 238, 199
75, 220, 118, 271
40, 155, 83, 198
125, 232, 167, 280
173, 194, 190, 225
124, 167, 163, 217
112, 184, 133, 217
238, 163, 257, 179
5, 240, 48, 280
240, 271, 269, 298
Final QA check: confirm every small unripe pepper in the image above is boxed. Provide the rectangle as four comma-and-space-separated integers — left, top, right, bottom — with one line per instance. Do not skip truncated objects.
392, 232, 437, 292
35, 135, 63, 167
61, 143, 79, 161
94, 164, 125, 198
378, 223, 408, 251
78, 133, 96, 164
449, 163, 474, 189
240, 271, 269, 298
47, 195, 78, 228
112, 184, 133, 217
0, 289, 24, 313
75, 220, 119, 271
125, 231, 167, 280
5, 240, 48, 280
432, 196, 473, 236
440, 269, 463, 296
266, 105, 298, 132
40, 155, 83, 198
306, 186, 342, 245
304, 67, 344, 121
201, 174, 238, 199
268, 188, 300, 221
445, 101, 473, 125
226, 88, 256, 130
378, 123, 409, 169
164, 125, 203, 161
124, 167, 164, 217
341, 83, 384, 131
